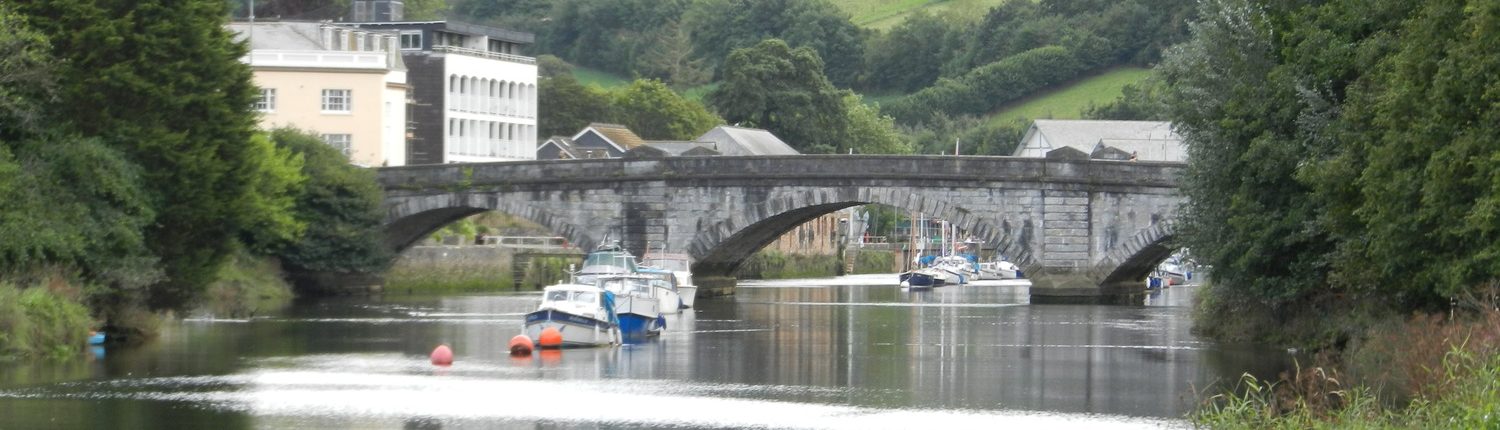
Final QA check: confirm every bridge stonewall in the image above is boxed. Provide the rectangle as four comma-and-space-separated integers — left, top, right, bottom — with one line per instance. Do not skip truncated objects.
372, 155, 1186, 303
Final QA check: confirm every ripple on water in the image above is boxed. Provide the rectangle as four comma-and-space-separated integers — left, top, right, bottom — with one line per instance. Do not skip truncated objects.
0, 367, 1184, 429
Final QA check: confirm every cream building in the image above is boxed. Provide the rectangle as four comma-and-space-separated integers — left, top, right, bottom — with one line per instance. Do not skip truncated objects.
229, 21, 409, 167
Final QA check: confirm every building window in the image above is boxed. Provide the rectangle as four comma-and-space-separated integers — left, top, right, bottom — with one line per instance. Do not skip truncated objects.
322, 89, 351, 113
254, 88, 276, 112
321, 134, 352, 156
400, 31, 422, 50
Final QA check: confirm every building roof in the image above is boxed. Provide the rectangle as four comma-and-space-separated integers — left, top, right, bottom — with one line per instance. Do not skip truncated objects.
696, 125, 799, 156
228, 21, 339, 50
538, 136, 578, 159
577, 123, 646, 152
1015, 120, 1183, 161
345, 20, 534, 44
640, 141, 720, 156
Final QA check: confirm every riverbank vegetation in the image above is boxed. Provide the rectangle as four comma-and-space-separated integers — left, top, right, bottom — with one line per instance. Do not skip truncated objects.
0, 283, 92, 360
0, 3, 388, 357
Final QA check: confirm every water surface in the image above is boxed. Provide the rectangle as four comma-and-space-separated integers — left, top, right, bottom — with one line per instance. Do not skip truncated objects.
0, 275, 1285, 429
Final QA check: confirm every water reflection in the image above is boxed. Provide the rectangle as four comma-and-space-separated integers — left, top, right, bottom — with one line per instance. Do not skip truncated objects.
0, 275, 1284, 429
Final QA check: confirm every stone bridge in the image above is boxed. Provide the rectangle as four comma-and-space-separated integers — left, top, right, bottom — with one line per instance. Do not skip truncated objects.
375, 155, 1186, 302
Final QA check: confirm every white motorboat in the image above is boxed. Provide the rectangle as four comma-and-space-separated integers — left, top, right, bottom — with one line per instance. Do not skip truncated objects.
932, 255, 979, 284
979, 258, 1024, 279
575, 243, 638, 286
595, 273, 665, 338
637, 268, 684, 314
640, 252, 697, 308
523, 283, 620, 347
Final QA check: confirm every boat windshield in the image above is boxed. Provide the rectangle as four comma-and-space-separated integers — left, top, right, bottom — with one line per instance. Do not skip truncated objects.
572, 291, 597, 304
582, 252, 637, 272
642, 258, 689, 271
601, 278, 651, 295
545, 290, 569, 302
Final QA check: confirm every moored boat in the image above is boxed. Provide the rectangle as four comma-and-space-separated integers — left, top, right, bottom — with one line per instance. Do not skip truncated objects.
595, 273, 665, 338
636, 267, 685, 314
523, 283, 621, 348
575, 243, 638, 286
640, 252, 698, 309
899, 268, 945, 289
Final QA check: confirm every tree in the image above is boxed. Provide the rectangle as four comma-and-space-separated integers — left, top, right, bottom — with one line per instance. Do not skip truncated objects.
611, 80, 722, 141
685, 0, 865, 87
15, 0, 298, 309
538, 74, 612, 138
706, 39, 849, 153
269, 129, 390, 274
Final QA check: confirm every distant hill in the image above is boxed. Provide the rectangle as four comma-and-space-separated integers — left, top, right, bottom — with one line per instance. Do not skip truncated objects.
986, 67, 1152, 126
830, 0, 1010, 29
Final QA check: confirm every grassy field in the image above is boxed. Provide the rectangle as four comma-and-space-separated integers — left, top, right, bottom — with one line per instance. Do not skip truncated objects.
830, 0, 1010, 30
986, 67, 1152, 126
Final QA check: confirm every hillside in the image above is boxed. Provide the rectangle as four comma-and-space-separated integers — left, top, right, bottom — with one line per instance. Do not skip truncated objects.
830, 0, 1010, 29
986, 67, 1152, 126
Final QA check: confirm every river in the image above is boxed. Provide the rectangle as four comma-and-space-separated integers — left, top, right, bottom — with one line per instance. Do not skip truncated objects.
0, 275, 1287, 429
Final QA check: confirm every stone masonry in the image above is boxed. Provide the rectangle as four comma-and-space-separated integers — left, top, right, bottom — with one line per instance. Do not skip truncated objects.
374, 155, 1186, 301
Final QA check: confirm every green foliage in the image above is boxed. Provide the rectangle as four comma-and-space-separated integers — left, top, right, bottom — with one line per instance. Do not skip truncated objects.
885, 46, 1087, 125
0, 6, 53, 137
852, 250, 897, 274
538, 73, 612, 138
610, 79, 723, 140
0, 284, 93, 359
15, 0, 287, 310
706, 39, 853, 153
520, 256, 575, 289
735, 249, 841, 279
987, 66, 1154, 124
202, 245, 293, 319
862, 11, 960, 92
687, 0, 866, 88
899, 113, 1026, 156
1083, 72, 1170, 121
268, 128, 391, 275
237, 133, 307, 255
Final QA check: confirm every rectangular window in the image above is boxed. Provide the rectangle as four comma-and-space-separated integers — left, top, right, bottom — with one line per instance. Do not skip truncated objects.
400, 31, 422, 50
321, 89, 351, 113
254, 88, 276, 112
321, 134, 352, 157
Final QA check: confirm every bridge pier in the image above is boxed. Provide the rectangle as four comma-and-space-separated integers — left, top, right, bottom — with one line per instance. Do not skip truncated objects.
1027, 271, 1145, 305
695, 275, 737, 297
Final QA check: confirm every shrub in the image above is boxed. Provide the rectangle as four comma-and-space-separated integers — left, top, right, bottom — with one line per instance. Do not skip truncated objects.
0, 283, 93, 359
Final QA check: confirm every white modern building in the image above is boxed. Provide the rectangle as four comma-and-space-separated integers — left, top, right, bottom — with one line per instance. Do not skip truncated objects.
229, 21, 410, 167
349, 1, 538, 164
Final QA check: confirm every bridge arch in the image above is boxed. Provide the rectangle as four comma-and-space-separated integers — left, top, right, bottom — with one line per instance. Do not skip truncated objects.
382, 192, 600, 253
689, 187, 1032, 278
1095, 221, 1176, 286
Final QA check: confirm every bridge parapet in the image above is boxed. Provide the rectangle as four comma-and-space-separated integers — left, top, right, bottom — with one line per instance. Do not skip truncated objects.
374, 155, 1187, 303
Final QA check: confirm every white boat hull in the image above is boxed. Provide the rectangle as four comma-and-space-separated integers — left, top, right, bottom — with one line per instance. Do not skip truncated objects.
524, 309, 619, 347
656, 288, 682, 314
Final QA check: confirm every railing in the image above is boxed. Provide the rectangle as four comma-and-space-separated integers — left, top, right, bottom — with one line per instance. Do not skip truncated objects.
246, 50, 389, 69
432, 45, 536, 65
482, 236, 571, 249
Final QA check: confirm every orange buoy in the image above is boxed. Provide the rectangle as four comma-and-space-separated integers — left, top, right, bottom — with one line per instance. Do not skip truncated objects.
538, 327, 563, 349
508, 334, 534, 355
430, 344, 454, 365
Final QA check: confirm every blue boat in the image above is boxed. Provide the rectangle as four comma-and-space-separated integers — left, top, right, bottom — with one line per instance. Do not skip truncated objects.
594, 273, 665, 339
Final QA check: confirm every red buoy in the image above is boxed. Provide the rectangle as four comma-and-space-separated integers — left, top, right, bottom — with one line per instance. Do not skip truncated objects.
508, 334, 534, 355
538, 327, 563, 349
430, 344, 454, 365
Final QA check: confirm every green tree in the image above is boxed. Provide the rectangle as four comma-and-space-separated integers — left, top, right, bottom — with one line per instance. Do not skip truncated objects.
15, 0, 298, 309
610, 79, 722, 140
706, 39, 850, 153
538, 73, 612, 138
269, 129, 391, 274
685, 0, 865, 87
1311, 0, 1500, 307
840, 94, 912, 154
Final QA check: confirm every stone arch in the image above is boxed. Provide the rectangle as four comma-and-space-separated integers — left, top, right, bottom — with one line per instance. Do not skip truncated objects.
382, 192, 599, 254
1095, 220, 1176, 286
688, 187, 1029, 278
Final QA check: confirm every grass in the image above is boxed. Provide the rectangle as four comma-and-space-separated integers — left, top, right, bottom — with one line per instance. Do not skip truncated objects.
736, 249, 842, 279
830, 0, 1012, 30
0, 283, 93, 360
986, 66, 1152, 126
202, 249, 294, 319
1192, 306, 1500, 428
